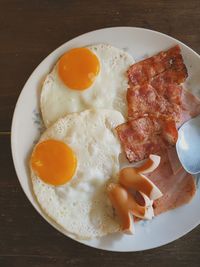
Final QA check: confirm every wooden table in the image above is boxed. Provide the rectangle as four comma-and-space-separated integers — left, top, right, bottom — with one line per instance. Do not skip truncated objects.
1, 1, 200, 266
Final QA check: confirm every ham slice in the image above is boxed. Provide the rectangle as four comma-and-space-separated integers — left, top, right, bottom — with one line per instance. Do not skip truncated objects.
146, 151, 196, 215
178, 88, 200, 127
167, 147, 182, 175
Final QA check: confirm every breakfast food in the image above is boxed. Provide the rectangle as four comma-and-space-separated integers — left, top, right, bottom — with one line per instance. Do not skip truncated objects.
107, 154, 162, 233
30, 109, 125, 238
107, 183, 153, 234
116, 45, 200, 162
31, 139, 77, 186
29, 43, 200, 239
41, 44, 134, 127
119, 163, 162, 201
127, 82, 182, 121
178, 88, 200, 127
127, 45, 187, 87
116, 116, 178, 162
147, 148, 196, 215
114, 45, 200, 219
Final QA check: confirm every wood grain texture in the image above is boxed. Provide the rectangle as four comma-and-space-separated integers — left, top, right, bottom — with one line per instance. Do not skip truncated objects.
1, 0, 200, 266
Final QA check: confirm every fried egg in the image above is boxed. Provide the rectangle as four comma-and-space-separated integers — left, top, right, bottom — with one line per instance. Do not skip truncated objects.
30, 109, 125, 239
41, 44, 134, 127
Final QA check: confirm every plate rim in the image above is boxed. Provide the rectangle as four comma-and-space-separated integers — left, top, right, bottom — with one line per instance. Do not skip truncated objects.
11, 26, 200, 252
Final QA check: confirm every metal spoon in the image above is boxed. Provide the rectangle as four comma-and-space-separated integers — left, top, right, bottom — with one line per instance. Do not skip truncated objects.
176, 115, 200, 174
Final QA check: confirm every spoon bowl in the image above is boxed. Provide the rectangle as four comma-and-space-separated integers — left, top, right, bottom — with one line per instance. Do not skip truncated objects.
176, 115, 200, 174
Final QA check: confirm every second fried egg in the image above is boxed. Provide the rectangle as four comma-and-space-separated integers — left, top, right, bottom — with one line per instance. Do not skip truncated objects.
30, 109, 125, 239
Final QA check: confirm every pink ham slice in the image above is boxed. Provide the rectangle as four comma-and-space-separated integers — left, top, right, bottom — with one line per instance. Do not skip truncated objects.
166, 89, 200, 174
146, 151, 196, 215
167, 147, 182, 175
178, 88, 200, 127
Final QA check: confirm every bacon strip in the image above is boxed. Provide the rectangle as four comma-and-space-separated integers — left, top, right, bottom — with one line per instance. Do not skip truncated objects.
150, 69, 187, 95
117, 45, 193, 162
123, 86, 200, 162
127, 45, 187, 86
127, 83, 182, 121
116, 116, 177, 162
167, 147, 182, 175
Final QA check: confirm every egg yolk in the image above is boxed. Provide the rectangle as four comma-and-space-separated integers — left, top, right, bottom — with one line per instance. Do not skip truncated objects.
31, 139, 77, 186
58, 47, 100, 90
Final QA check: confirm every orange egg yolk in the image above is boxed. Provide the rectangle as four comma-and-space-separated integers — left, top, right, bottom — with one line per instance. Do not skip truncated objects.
31, 139, 77, 186
58, 47, 100, 90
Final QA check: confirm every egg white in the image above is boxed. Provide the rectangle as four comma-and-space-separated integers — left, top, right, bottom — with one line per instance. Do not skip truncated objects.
41, 44, 134, 127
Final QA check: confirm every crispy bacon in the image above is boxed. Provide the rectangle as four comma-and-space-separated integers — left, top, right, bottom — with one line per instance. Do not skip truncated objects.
150, 69, 187, 95
127, 47, 186, 122
127, 83, 182, 121
128, 45, 187, 86
116, 45, 194, 163
116, 116, 178, 162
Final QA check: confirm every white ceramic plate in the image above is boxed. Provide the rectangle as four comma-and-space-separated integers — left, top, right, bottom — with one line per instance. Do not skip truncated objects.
11, 27, 200, 252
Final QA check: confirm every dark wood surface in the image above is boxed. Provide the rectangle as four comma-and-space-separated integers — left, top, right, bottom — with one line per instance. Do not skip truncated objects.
1, 1, 200, 266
